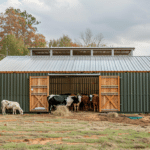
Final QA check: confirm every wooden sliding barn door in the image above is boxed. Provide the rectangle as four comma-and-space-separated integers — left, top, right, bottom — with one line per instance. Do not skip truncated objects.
99, 76, 120, 112
29, 76, 49, 112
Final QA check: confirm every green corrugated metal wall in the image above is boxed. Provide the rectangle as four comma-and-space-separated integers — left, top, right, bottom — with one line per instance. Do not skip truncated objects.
0, 72, 150, 113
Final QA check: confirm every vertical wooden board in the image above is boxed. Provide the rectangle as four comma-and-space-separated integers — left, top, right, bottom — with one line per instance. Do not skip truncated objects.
79, 77, 81, 94
97, 77, 99, 94
118, 76, 120, 111
52, 77, 53, 94
77, 77, 78, 94
95, 77, 97, 94
54, 77, 56, 94
47, 76, 49, 96
47, 76, 49, 111
29, 76, 31, 111
99, 76, 101, 112
83, 77, 84, 94
85, 77, 87, 94
86, 77, 88, 94
93, 77, 94, 94
89, 77, 91, 94
91, 77, 93, 94
46, 77, 48, 108
72, 77, 74, 94
49, 76, 51, 94
56, 77, 58, 94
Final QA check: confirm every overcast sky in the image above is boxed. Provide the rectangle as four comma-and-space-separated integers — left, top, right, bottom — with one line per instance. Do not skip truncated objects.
0, 0, 150, 56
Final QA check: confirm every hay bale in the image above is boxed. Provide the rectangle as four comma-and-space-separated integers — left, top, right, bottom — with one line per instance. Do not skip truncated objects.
107, 112, 118, 118
53, 105, 72, 116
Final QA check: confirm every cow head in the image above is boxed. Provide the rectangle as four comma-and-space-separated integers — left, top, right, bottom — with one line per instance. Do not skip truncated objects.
77, 95, 82, 103
47, 94, 55, 101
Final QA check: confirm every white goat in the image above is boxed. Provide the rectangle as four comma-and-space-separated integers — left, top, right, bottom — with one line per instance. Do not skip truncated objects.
1, 100, 23, 115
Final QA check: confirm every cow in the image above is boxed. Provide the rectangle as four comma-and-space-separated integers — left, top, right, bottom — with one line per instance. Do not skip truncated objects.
92, 94, 99, 112
66, 95, 82, 112
47, 94, 82, 113
47, 94, 68, 113
1, 100, 23, 115
80, 95, 91, 111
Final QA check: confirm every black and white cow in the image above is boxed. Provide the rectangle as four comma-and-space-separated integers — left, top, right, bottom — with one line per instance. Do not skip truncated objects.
47, 94, 82, 113
47, 95, 67, 113
66, 95, 82, 112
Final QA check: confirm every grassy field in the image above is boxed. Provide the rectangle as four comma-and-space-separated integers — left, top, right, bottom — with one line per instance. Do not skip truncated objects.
0, 113, 150, 150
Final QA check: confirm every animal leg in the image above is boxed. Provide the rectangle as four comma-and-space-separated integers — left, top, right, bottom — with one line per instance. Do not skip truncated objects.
13, 108, 14, 115
76, 104, 79, 112
74, 104, 76, 112
4, 109, 5, 115
2, 108, 5, 115
50, 105, 52, 113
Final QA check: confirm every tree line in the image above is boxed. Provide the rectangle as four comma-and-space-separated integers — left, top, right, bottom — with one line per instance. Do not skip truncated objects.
0, 7, 105, 59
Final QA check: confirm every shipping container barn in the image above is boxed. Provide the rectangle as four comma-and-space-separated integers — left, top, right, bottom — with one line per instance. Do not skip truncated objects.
0, 47, 150, 113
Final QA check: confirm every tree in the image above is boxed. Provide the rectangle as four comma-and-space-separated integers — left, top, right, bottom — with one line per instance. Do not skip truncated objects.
0, 34, 29, 57
32, 34, 47, 47
0, 7, 46, 47
49, 35, 80, 47
13, 8, 40, 31
77, 28, 105, 47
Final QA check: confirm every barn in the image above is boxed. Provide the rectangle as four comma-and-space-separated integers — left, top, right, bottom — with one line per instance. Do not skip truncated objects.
0, 47, 150, 113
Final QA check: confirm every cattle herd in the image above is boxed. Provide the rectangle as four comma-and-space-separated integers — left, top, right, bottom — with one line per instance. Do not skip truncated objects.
47, 94, 99, 113
1, 94, 99, 115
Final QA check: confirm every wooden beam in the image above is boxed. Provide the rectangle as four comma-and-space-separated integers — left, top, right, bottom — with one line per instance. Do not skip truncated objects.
29, 76, 31, 111
99, 76, 101, 112
47, 76, 49, 111
118, 76, 120, 111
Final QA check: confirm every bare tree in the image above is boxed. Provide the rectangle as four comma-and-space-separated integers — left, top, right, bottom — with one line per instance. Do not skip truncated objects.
79, 28, 105, 47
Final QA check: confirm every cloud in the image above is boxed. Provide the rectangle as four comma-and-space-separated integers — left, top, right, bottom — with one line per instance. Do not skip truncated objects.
0, 0, 150, 56
8, 0, 21, 6
22, 0, 43, 6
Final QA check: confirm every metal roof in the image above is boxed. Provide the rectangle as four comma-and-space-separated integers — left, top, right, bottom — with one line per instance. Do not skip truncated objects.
0, 56, 149, 72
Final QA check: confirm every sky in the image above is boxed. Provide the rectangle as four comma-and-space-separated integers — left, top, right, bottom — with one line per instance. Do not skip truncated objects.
0, 0, 150, 56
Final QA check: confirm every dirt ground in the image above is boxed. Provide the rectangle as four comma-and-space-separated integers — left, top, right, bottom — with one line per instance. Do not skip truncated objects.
22, 111, 150, 126
0, 112, 150, 150
66, 112, 150, 126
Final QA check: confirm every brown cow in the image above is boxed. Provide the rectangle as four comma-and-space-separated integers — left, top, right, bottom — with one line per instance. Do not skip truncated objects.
81, 95, 89, 111
81, 95, 93, 111
92, 94, 99, 112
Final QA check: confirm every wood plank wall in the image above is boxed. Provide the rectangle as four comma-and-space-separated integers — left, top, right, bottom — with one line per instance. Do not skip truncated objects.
49, 76, 99, 95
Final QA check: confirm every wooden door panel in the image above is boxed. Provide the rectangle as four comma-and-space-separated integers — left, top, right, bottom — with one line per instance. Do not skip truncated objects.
99, 76, 120, 112
101, 88, 118, 93
29, 76, 49, 112
31, 88, 47, 93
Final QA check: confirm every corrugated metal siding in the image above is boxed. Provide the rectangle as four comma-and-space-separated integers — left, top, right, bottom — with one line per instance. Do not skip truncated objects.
0, 73, 47, 112
0, 56, 149, 72
0, 73, 150, 113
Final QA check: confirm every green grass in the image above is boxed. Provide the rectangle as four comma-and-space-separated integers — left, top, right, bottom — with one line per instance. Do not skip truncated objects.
1, 142, 43, 150
0, 114, 150, 150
